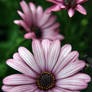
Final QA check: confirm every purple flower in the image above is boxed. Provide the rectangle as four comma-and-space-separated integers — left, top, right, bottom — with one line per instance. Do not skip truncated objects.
46, 0, 88, 17
14, 1, 64, 40
2, 40, 91, 92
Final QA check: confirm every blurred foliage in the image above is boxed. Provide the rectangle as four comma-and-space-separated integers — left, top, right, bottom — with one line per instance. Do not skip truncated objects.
0, 0, 92, 92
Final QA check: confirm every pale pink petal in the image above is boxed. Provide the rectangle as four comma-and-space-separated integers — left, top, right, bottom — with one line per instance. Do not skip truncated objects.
46, 5, 61, 13
18, 47, 40, 73
42, 16, 56, 29
33, 89, 40, 92
49, 87, 78, 92
9, 85, 37, 92
20, 1, 30, 15
42, 34, 64, 40
14, 20, 30, 32
3, 74, 35, 85
32, 40, 45, 71
17, 10, 24, 19
50, 33, 64, 40
56, 60, 85, 79
46, 0, 59, 4
43, 23, 60, 32
70, 73, 91, 83
68, 8, 75, 17
76, 0, 88, 4
38, 11, 51, 27
2, 85, 14, 92
52, 44, 72, 73
76, 4, 87, 15
50, 88, 63, 92
13, 53, 22, 61
47, 40, 60, 71
41, 39, 51, 63
7, 59, 36, 77
54, 51, 79, 74
29, 2, 37, 24
36, 6, 43, 25
57, 77, 87, 90
24, 32, 36, 39
60, 4, 66, 9
20, 1, 32, 26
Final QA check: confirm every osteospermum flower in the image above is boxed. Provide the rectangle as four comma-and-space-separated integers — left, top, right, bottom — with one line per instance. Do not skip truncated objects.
14, 1, 64, 40
46, 0, 88, 17
2, 40, 91, 92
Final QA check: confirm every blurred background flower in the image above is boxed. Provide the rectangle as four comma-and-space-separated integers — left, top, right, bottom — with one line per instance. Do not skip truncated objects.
46, 0, 88, 17
0, 0, 92, 92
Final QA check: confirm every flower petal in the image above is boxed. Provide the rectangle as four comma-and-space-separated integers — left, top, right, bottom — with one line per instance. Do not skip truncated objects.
56, 74, 88, 90
14, 20, 30, 32
46, 5, 61, 13
38, 11, 51, 27
36, 6, 43, 25
9, 85, 37, 92
47, 40, 60, 71
42, 16, 56, 29
29, 2, 36, 24
3, 74, 35, 85
32, 40, 45, 71
54, 51, 79, 74
76, 4, 87, 15
76, 0, 88, 4
70, 73, 91, 83
17, 10, 24, 19
52, 44, 72, 73
41, 39, 51, 63
68, 8, 75, 18
18, 47, 40, 73
24, 32, 36, 39
56, 60, 85, 79
2, 85, 14, 92
46, 0, 59, 4
20, 1, 32, 26
7, 59, 36, 77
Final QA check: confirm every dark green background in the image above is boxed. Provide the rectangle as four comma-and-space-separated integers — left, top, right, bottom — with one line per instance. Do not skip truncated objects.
0, 0, 92, 92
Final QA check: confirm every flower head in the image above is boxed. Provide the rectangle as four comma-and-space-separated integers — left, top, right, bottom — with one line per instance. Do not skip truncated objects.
2, 40, 91, 92
14, 0, 64, 40
46, 0, 88, 17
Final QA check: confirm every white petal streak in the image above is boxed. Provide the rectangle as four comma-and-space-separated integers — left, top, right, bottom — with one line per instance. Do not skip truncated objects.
52, 44, 72, 73
18, 47, 40, 73
47, 40, 60, 71
3, 74, 35, 85
56, 60, 85, 79
32, 40, 45, 71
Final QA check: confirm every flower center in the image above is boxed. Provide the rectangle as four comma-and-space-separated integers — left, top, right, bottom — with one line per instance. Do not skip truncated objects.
31, 26, 42, 39
36, 72, 56, 90
64, 0, 76, 6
